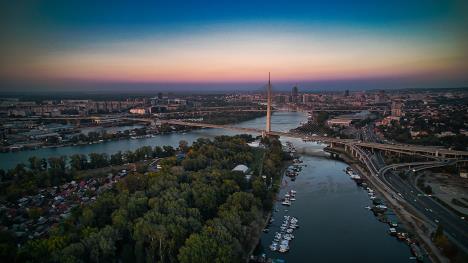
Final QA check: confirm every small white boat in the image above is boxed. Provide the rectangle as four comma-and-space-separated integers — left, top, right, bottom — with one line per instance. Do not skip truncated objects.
269, 242, 279, 251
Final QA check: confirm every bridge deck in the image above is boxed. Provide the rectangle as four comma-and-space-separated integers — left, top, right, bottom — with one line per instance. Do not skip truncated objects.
159, 119, 468, 158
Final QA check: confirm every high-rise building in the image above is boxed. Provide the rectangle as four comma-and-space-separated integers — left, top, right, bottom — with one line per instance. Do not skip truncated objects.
391, 101, 403, 117
344, 90, 349, 97
292, 85, 299, 103
375, 90, 387, 103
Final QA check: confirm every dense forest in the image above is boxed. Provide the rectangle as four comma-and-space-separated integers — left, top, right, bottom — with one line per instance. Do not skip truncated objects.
1, 135, 286, 262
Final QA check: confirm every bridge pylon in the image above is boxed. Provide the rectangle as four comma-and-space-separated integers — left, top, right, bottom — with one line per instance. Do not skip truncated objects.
264, 72, 272, 137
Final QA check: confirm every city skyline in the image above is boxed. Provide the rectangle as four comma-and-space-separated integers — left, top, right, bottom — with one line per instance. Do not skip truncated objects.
1, 0, 468, 92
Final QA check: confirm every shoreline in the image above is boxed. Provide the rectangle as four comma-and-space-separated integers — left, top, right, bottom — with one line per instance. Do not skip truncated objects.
327, 147, 449, 263
246, 147, 295, 261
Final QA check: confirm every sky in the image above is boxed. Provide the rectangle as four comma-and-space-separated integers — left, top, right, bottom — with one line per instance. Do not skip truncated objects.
0, 0, 467, 92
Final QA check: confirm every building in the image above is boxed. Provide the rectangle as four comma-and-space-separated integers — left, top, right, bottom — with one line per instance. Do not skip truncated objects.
129, 108, 147, 115
291, 86, 299, 103
377, 116, 400, 126
275, 95, 290, 104
460, 169, 468, 179
232, 164, 249, 173
232, 164, 252, 181
375, 90, 387, 104
391, 101, 403, 117
327, 118, 352, 127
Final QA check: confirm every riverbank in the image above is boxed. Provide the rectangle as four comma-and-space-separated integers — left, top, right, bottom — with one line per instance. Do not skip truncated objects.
1, 111, 266, 154
0, 127, 195, 153
328, 147, 449, 263
247, 147, 296, 261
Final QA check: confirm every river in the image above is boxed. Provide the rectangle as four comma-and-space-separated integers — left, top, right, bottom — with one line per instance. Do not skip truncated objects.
257, 136, 415, 262
0, 112, 304, 170
0, 111, 415, 262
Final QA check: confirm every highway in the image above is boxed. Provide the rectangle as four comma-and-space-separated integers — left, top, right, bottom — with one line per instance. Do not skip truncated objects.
358, 122, 468, 253
379, 164, 468, 252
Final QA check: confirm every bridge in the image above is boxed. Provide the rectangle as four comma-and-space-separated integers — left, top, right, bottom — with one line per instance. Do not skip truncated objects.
155, 74, 468, 256
116, 75, 468, 159
157, 119, 468, 159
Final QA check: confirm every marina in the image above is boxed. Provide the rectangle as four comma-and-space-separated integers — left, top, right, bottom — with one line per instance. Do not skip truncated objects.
253, 136, 417, 263
345, 166, 426, 262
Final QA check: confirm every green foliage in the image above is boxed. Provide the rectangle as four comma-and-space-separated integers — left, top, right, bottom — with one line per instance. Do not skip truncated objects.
4, 135, 285, 263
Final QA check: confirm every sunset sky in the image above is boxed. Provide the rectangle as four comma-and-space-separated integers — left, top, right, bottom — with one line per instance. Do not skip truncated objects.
1, 0, 467, 92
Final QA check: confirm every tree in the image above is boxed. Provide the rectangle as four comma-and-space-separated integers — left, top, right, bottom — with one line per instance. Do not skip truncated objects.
8, 136, 284, 262
0, 230, 17, 261
192, 183, 219, 219
88, 153, 109, 169
162, 146, 175, 157
133, 219, 167, 263
28, 156, 43, 171
58, 242, 86, 262
124, 151, 136, 163
70, 154, 88, 171
110, 151, 123, 165
179, 140, 189, 153
48, 156, 67, 185
153, 146, 164, 158
178, 223, 241, 263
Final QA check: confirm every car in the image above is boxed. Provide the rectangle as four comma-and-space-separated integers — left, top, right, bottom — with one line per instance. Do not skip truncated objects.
434, 219, 439, 223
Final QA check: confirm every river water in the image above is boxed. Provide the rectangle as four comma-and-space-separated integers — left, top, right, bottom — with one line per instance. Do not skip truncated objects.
0, 112, 414, 262
258, 136, 414, 262
0, 112, 304, 169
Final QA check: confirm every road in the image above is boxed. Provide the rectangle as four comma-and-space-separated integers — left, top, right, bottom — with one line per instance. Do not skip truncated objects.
359, 124, 468, 252
380, 165, 468, 252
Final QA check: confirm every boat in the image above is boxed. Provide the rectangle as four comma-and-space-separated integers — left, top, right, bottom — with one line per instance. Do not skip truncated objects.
278, 240, 290, 253
269, 242, 279, 251
281, 200, 291, 206
410, 244, 424, 262
396, 232, 408, 240
278, 245, 289, 253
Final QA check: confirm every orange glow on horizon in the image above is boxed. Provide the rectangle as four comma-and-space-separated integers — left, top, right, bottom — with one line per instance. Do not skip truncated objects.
2, 26, 467, 83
